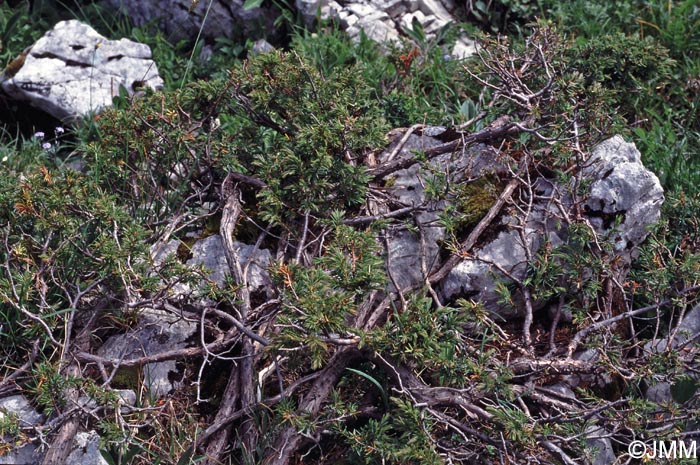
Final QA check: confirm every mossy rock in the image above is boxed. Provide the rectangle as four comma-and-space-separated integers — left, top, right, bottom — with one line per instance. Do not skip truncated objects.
454, 174, 504, 233
109, 366, 141, 391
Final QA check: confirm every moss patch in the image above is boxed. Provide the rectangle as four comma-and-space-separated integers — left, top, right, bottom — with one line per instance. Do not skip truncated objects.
110, 366, 141, 391
454, 175, 504, 234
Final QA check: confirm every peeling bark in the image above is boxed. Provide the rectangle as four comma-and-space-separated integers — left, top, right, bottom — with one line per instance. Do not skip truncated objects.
263, 347, 360, 465
204, 174, 260, 464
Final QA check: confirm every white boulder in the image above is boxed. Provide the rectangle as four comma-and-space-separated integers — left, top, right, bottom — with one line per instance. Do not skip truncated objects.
1, 20, 163, 122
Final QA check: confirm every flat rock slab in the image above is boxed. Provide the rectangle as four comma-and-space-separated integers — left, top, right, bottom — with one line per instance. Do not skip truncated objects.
1, 20, 163, 122
97, 307, 197, 398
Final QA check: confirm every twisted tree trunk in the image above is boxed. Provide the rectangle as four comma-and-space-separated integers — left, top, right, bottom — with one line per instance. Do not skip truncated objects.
204, 176, 259, 464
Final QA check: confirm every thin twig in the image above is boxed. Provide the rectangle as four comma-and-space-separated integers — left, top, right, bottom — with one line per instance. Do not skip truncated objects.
429, 160, 525, 285
342, 205, 421, 226
385, 124, 424, 162
295, 211, 310, 264
566, 285, 700, 358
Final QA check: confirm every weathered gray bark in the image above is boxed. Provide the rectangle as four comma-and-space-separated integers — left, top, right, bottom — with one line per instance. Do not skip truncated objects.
263, 347, 360, 465
41, 310, 99, 465
204, 175, 259, 464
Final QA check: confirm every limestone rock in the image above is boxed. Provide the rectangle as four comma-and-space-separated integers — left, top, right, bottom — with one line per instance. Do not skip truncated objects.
78, 389, 137, 412
297, 0, 323, 25
150, 234, 274, 306
349, 21, 400, 44
0, 395, 44, 465
380, 132, 507, 293
563, 349, 614, 390
309, 1, 475, 57
100, 0, 277, 43
645, 304, 700, 354
439, 176, 564, 319
96, 1, 474, 60
451, 38, 477, 59
65, 431, 109, 465
97, 307, 197, 398
417, 0, 453, 22
645, 381, 672, 404
150, 239, 182, 268
440, 230, 529, 314
0, 395, 44, 464
113, 235, 273, 398
252, 38, 276, 55
676, 304, 700, 344
0, 395, 43, 426
0, 20, 163, 122
186, 234, 273, 298
643, 304, 700, 404
583, 135, 664, 252
439, 137, 663, 319
381, 134, 446, 292
0, 395, 132, 464
137, 234, 274, 397
585, 426, 616, 465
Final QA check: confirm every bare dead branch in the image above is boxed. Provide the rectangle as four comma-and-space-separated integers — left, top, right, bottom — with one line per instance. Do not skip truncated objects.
566, 285, 700, 357
295, 211, 310, 264
384, 124, 424, 162
225, 171, 267, 190
342, 205, 421, 226
509, 357, 600, 376
540, 440, 578, 465
0, 339, 39, 394
203, 174, 259, 463
264, 347, 361, 465
41, 305, 101, 465
367, 119, 522, 180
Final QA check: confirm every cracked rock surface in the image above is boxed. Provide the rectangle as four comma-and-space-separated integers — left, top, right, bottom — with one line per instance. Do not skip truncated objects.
582, 135, 664, 252
0, 20, 163, 122
101, 0, 475, 59
439, 136, 663, 319
303, 0, 476, 57
97, 307, 197, 398
100, 0, 277, 43
0, 396, 111, 465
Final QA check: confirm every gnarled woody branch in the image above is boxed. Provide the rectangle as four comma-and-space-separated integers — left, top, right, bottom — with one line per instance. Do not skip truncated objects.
41, 307, 103, 465
203, 174, 257, 464
366, 117, 522, 180
566, 285, 700, 358
263, 347, 362, 465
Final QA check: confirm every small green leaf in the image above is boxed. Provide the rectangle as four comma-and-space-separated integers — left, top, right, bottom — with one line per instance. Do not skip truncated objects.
242, 0, 264, 10
346, 367, 389, 409
1, 9, 24, 46
459, 99, 478, 120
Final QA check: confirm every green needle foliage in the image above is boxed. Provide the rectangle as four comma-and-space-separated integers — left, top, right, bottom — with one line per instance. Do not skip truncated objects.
2, 1, 700, 464
0, 168, 148, 356
226, 51, 387, 223
273, 221, 385, 369
84, 51, 387, 233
